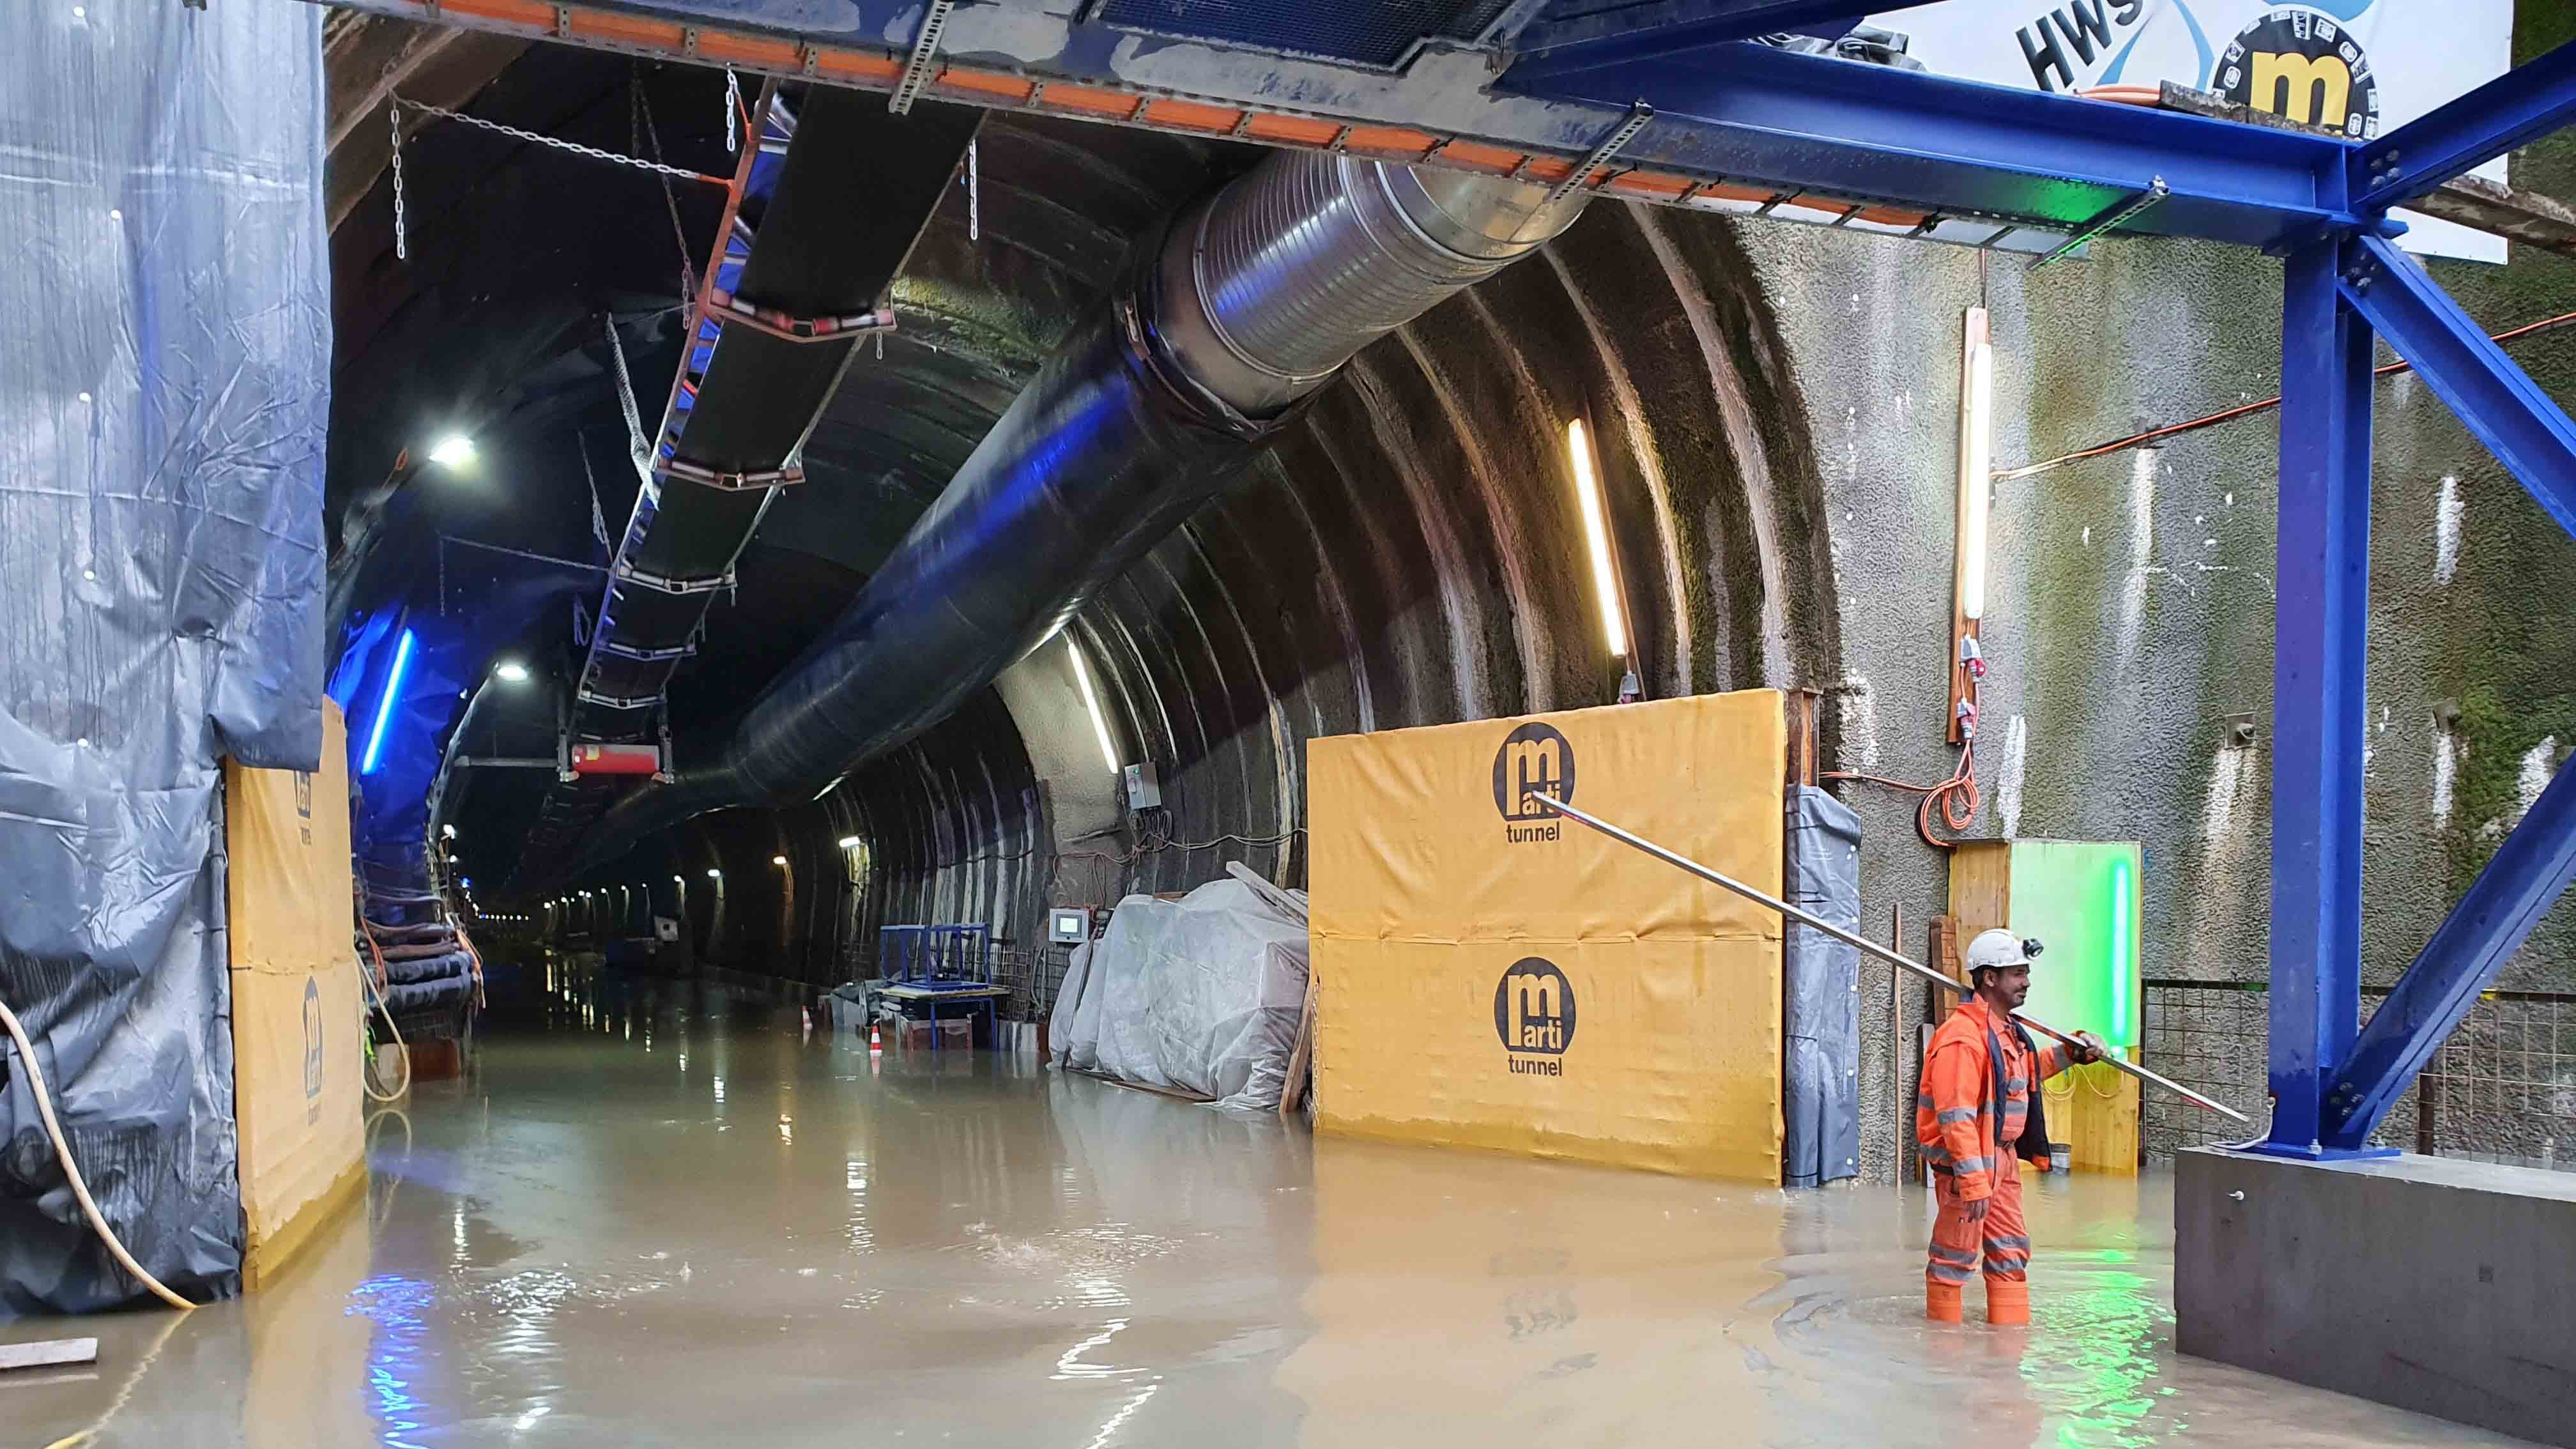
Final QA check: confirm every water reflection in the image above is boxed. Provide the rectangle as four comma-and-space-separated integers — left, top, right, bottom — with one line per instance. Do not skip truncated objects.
3, 965, 2533, 1448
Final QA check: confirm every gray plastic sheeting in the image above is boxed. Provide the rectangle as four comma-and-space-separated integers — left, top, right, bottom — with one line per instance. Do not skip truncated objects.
1049, 870, 1310, 1110
1783, 786, 1862, 1187
0, 3, 328, 1311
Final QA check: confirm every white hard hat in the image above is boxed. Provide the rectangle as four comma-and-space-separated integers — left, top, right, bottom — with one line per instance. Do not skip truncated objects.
1965, 928, 2035, 975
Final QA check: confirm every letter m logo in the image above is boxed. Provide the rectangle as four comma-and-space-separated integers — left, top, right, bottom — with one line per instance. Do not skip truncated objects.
2251, 51, 2352, 126
1511, 969, 1559, 1026
1506, 737, 1561, 817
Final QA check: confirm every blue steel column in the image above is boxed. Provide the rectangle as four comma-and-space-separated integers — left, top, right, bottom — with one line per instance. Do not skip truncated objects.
2261, 241, 2377, 1156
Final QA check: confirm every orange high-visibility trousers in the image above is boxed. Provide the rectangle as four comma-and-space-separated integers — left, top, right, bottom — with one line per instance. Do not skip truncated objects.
1926, 1153, 2031, 1324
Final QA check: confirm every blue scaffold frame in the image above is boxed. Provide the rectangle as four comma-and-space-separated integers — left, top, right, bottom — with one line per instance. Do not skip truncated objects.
338, 0, 2576, 1155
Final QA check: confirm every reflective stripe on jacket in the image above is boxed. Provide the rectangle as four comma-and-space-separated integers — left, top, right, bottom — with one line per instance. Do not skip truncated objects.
1914, 997, 2072, 1201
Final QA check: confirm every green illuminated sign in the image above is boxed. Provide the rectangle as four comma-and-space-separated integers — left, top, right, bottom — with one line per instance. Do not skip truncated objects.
2003, 840, 2143, 1052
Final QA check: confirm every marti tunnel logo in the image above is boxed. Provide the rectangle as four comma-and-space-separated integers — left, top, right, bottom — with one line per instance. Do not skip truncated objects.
2014, 3, 2381, 139
1492, 722, 1574, 842
2218, 9, 2382, 138
1495, 957, 1577, 1075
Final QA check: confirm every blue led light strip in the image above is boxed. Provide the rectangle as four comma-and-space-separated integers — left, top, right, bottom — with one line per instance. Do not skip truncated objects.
362, 629, 415, 776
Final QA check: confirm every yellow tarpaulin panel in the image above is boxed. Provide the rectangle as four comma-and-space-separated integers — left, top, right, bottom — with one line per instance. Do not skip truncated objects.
1308, 691, 1786, 1181
226, 700, 365, 1276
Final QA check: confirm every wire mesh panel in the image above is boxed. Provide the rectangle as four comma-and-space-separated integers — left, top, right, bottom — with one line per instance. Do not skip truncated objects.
2141, 981, 2576, 1167
988, 943, 1075, 1023
2141, 981, 2270, 1156
2419, 993, 2576, 1167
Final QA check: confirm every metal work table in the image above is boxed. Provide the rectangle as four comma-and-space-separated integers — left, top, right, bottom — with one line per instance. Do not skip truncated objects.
877, 982, 1007, 1054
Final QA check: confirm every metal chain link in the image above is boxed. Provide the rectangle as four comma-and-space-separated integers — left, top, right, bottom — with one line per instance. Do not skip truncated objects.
966, 136, 979, 243
632, 75, 700, 305
724, 66, 740, 155
388, 98, 407, 261
395, 96, 721, 185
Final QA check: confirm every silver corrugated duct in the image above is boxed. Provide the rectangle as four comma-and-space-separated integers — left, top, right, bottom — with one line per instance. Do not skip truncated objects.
1158, 156, 1587, 415
560, 151, 1584, 873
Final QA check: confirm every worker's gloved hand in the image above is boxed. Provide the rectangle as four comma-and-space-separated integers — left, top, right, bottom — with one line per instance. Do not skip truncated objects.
2071, 1031, 2108, 1065
1962, 1195, 1991, 1225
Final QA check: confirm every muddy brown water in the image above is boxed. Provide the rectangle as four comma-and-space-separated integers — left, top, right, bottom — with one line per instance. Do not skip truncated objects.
6, 981, 2532, 1447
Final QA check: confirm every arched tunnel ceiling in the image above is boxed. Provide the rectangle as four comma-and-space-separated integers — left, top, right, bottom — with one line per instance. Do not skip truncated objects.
325, 24, 1838, 926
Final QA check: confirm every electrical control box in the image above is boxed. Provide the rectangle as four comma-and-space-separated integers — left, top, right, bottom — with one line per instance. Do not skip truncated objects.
1121, 760, 1162, 809
1048, 908, 1090, 945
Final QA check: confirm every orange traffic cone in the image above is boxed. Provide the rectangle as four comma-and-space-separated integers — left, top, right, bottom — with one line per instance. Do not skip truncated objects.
869, 1022, 883, 1055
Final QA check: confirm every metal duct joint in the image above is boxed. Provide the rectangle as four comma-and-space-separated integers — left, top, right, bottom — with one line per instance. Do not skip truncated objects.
1154, 153, 1588, 417
563, 153, 1584, 872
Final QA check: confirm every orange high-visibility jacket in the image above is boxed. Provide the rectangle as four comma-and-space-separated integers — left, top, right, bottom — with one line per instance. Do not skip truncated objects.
1915, 997, 2073, 1200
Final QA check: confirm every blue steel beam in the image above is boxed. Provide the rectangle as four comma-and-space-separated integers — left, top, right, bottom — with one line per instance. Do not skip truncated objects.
1517, 43, 2354, 249
2259, 241, 2376, 1158
1510, 0, 1932, 78
2321, 759, 2576, 1148
2340, 233, 2576, 538
328, 0, 2361, 250
2354, 38, 2576, 213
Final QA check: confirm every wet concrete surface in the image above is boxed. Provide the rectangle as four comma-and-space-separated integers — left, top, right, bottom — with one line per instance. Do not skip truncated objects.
7, 979, 2538, 1447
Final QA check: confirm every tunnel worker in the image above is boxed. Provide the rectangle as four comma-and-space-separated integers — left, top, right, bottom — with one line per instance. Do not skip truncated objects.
1917, 929, 2106, 1327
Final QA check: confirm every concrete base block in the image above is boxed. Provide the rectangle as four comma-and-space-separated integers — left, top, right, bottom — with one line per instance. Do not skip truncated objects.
2178, 1147, 2576, 1446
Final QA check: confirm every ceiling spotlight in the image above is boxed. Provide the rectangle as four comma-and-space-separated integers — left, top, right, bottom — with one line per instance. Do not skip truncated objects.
426, 434, 477, 468
838, 836, 861, 849
772, 855, 788, 867
493, 659, 530, 683
707, 869, 722, 879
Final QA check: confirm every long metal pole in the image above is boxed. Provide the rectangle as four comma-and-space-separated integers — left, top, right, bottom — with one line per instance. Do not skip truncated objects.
1535, 793, 2251, 1123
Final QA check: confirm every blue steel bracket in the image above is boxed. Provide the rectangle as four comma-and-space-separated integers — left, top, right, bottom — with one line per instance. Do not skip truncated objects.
2354, 37, 2576, 213
2254, 239, 2384, 1161
2339, 233, 2576, 537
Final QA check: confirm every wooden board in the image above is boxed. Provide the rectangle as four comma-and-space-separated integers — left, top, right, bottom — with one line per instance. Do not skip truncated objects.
1279, 972, 1320, 1117
2050, 1059, 2142, 1176
0, 1338, 98, 1373
1945, 839, 2013, 944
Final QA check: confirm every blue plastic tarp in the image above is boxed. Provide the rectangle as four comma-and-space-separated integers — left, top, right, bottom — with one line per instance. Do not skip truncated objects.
0, 0, 328, 1312
1783, 785, 1862, 1187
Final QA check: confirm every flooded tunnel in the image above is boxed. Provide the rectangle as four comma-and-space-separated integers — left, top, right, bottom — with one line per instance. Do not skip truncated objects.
11, 3, 2576, 1444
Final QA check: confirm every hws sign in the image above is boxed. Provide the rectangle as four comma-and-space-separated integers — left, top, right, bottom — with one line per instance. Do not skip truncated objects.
1862, 0, 2509, 262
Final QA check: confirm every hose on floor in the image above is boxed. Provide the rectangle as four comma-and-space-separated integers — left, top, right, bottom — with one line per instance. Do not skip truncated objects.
0, 994, 197, 1312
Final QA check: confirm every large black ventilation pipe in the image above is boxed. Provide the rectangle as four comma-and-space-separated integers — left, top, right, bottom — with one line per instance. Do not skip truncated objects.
569, 151, 1587, 868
